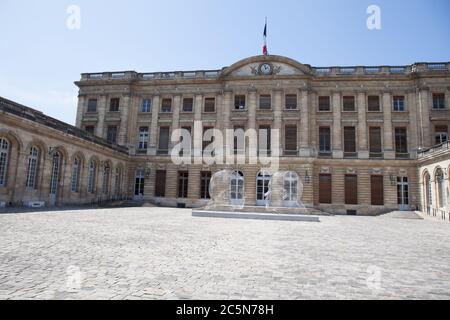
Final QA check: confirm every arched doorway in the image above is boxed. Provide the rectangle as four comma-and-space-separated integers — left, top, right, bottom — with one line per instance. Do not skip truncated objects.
49, 151, 62, 206
423, 172, 432, 212
435, 168, 445, 209
230, 170, 244, 206
283, 171, 298, 207
256, 171, 271, 206
134, 169, 145, 200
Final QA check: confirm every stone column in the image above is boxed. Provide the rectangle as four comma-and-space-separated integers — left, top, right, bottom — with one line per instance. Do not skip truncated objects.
332, 92, 343, 158
299, 89, 311, 157
310, 91, 317, 153
148, 95, 160, 155
418, 88, 432, 148
193, 94, 203, 159
357, 91, 368, 158
248, 90, 257, 157
407, 90, 418, 157
273, 90, 283, 156
118, 94, 130, 146
382, 92, 395, 159
126, 95, 140, 154
96, 95, 107, 138
170, 95, 181, 151
222, 91, 232, 156
75, 94, 86, 128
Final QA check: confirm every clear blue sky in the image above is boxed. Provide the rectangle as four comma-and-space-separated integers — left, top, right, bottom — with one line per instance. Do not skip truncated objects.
0, 0, 449, 124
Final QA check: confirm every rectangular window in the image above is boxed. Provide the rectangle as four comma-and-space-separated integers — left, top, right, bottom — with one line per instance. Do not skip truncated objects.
369, 127, 382, 157
345, 175, 358, 205
233, 126, 245, 154
138, 127, 149, 151
343, 96, 355, 112
85, 125, 95, 135
259, 95, 271, 110
234, 95, 246, 110
371, 175, 384, 205
433, 93, 446, 109
435, 125, 448, 145
110, 98, 120, 112
368, 95, 380, 112
182, 98, 193, 112
259, 125, 271, 154
203, 126, 213, 152
393, 96, 405, 111
177, 171, 189, 198
344, 126, 356, 157
161, 98, 172, 113
285, 125, 297, 156
179, 126, 191, 156
141, 99, 152, 113
106, 126, 118, 144
319, 174, 332, 204
318, 96, 330, 111
204, 98, 216, 112
87, 99, 97, 113
319, 127, 331, 155
155, 170, 166, 197
200, 171, 211, 199
285, 94, 297, 110
158, 127, 170, 154
395, 128, 408, 157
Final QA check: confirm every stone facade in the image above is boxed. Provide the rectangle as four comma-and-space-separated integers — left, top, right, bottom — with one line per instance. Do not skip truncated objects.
0, 97, 128, 207
1, 55, 450, 215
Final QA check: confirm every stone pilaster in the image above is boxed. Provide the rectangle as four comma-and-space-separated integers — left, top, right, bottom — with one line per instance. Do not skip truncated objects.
273, 90, 282, 155
193, 94, 203, 159
248, 90, 257, 156
299, 90, 311, 157
407, 90, 418, 157
148, 95, 160, 155
332, 92, 343, 158
96, 95, 107, 138
418, 88, 432, 148
222, 91, 232, 156
357, 92, 368, 158
118, 94, 130, 146
382, 92, 395, 159
75, 94, 86, 128
170, 95, 181, 150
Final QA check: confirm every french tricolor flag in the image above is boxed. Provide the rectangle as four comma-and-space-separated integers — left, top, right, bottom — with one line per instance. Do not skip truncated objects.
263, 19, 268, 55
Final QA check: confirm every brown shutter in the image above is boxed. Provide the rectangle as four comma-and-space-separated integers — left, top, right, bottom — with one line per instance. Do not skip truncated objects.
319, 174, 332, 204
344, 127, 356, 153
369, 127, 382, 153
345, 175, 358, 205
158, 127, 169, 151
368, 96, 380, 111
285, 125, 297, 153
155, 170, 166, 197
371, 175, 384, 205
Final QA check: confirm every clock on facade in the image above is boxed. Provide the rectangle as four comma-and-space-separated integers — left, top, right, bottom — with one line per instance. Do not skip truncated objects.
259, 63, 273, 75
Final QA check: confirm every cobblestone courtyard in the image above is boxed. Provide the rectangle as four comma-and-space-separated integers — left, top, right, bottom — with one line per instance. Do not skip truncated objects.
0, 207, 449, 300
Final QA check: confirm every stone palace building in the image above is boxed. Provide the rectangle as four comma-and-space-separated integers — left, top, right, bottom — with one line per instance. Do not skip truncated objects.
1, 55, 450, 216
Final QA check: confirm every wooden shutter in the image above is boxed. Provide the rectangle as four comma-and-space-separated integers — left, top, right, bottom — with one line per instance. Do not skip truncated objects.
345, 175, 358, 205
369, 127, 382, 153
158, 127, 169, 151
371, 175, 384, 205
368, 96, 380, 111
318, 96, 330, 111
285, 125, 297, 153
259, 125, 271, 152
344, 127, 356, 153
319, 174, 332, 204
343, 96, 355, 111
155, 170, 166, 197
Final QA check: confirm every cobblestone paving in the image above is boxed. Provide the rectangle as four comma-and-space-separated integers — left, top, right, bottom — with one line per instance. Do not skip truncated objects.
0, 208, 449, 300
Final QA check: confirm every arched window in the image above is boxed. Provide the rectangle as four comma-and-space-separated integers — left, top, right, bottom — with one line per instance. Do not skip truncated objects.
134, 169, 145, 198
0, 138, 9, 187
114, 167, 122, 196
87, 161, 96, 193
436, 169, 445, 209
26, 146, 39, 189
230, 170, 244, 205
256, 171, 271, 206
102, 164, 110, 194
424, 172, 432, 209
283, 171, 298, 207
71, 158, 80, 193
49, 152, 61, 195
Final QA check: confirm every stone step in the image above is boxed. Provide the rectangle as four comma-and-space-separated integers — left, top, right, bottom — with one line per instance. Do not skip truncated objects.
192, 210, 320, 222
200, 205, 332, 216
379, 211, 423, 220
